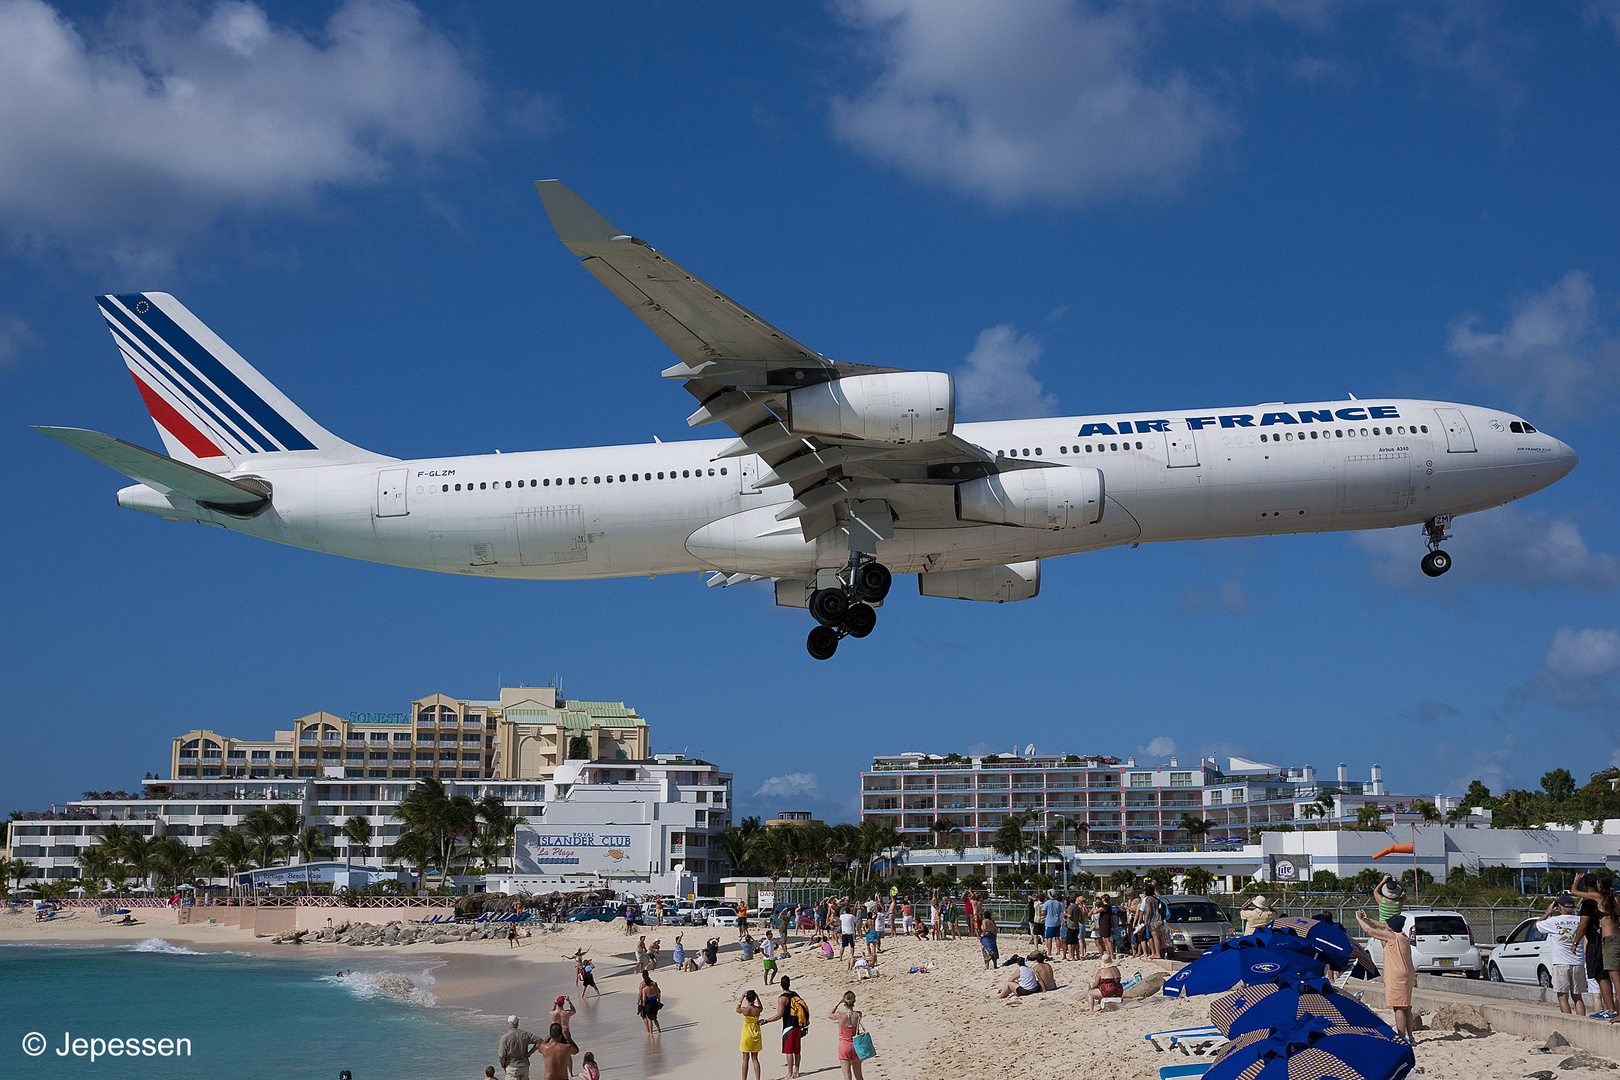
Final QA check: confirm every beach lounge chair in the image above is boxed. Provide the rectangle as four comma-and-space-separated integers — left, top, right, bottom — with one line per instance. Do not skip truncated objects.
1158, 1064, 1211, 1079
1146, 1026, 1225, 1054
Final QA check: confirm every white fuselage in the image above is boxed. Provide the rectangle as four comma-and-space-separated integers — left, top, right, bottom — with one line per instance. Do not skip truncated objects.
116, 397, 1577, 582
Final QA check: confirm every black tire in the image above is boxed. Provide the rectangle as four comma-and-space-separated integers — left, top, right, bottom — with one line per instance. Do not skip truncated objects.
809, 587, 848, 627
807, 625, 839, 660
1487, 963, 1503, 982
854, 562, 892, 602
843, 602, 877, 638
1421, 549, 1452, 578
1537, 966, 1552, 988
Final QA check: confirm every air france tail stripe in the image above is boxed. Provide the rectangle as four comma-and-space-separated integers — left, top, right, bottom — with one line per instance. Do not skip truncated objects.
130, 373, 226, 458
99, 299, 278, 453
105, 318, 258, 456
117, 296, 317, 453
113, 334, 251, 457
102, 308, 271, 454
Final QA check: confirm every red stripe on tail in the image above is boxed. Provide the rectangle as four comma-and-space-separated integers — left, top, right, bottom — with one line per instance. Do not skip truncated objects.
131, 373, 226, 458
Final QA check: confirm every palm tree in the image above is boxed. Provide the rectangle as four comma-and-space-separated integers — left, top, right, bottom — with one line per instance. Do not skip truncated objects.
1314, 791, 1336, 829
473, 796, 513, 872
391, 829, 434, 890
716, 826, 755, 877
77, 847, 115, 896
1182, 867, 1215, 895
269, 804, 305, 862
341, 816, 374, 873
1178, 815, 1217, 850
1354, 804, 1386, 830
393, 778, 479, 877
207, 828, 255, 892
240, 807, 287, 869
1412, 800, 1441, 825
992, 816, 1029, 879
294, 826, 333, 894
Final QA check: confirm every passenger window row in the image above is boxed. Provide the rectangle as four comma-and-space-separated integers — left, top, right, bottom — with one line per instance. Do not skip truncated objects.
437, 467, 727, 493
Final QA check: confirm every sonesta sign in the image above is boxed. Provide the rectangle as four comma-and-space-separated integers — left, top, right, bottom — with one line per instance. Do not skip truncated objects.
1077, 406, 1403, 438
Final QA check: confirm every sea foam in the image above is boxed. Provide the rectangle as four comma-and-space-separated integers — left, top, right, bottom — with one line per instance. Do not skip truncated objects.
126, 937, 205, 955
319, 969, 437, 1007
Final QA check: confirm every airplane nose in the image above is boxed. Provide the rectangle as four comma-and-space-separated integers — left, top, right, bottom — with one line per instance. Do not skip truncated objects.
1559, 439, 1579, 476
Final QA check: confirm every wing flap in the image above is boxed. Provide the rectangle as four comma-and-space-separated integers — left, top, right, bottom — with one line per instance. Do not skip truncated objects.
34, 426, 271, 509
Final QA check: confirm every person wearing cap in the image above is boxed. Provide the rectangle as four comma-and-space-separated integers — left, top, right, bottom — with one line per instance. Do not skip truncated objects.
1239, 895, 1274, 934
549, 996, 576, 1044
1376, 875, 1405, 926
1536, 894, 1589, 1017
499, 1016, 540, 1080
1356, 909, 1415, 1042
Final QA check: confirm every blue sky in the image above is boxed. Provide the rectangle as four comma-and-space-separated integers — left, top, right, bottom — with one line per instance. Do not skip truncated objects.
4, 0, 1620, 824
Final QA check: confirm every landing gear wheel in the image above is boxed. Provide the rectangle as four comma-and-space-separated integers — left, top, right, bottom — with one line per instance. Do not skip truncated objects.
806, 625, 840, 660
843, 602, 877, 638
1421, 549, 1451, 577
809, 587, 849, 627
853, 562, 892, 603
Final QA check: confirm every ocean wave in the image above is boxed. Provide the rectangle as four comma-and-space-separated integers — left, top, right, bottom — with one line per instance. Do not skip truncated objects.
319, 970, 437, 1007
126, 938, 205, 955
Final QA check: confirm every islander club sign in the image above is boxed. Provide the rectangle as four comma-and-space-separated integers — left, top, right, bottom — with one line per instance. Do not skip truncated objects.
514, 824, 645, 875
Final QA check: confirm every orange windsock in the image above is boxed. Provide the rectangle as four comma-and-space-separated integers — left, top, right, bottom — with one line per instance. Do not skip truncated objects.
1373, 843, 1414, 860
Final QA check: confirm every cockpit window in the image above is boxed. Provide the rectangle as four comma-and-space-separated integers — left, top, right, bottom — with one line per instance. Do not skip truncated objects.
1510, 421, 1523, 433
1525, 422, 1537, 433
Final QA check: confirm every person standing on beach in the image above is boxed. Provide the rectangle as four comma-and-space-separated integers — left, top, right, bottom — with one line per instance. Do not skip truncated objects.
637, 970, 663, 1034
549, 997, 575, 1044
763, 974, 808, 1080
838, 906, 858, 967
1239, 895, 1274, 934
539, 1023, 578, 1080
624, 902, 637, 936
738, 989, 765, 1080
579, 959, 600, 1001
1375, 875, 1404, 926
1040, 890, 1064, 954
672, 933, 685, 971
1064, 893, 1085, 961
979, 908, 999, 969
498, 1016, 539, 1080
1534, 894, 1588, 1018
830, 990, 865, 1080
1356, 909, 1415, 1040
648, 938, 661, 972
508, 924, 519, 949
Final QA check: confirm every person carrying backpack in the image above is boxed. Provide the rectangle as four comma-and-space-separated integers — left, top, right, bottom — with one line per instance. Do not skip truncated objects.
764, 974, 809, 1079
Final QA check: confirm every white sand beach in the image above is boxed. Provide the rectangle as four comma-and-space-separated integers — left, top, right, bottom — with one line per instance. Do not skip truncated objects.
0, 907, 1574, 1078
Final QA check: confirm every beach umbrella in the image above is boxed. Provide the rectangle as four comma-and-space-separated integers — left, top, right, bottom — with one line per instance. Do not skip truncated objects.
1162, 938, 1328, 997
1203, 1016, 1414, 1080
1209, 977, 1393, 1039
1257, 918, 1379, 978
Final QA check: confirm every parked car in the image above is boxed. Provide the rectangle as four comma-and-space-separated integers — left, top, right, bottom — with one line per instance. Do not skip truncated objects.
671, 905, 702, 925
706, 906, 739, 928
1159, 895, 1239, 959
563, 905, 617, 923
1486, 916, 1562, 986
1365, 908, 1483, 978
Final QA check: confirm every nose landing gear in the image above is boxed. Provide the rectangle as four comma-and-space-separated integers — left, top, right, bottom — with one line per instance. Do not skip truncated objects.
1421, 515, 1453, 578
804, 555, 891, 659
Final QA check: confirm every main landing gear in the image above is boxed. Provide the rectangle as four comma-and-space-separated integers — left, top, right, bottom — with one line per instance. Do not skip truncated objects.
805, 556, 892, 660
1421, 515, 1453, 578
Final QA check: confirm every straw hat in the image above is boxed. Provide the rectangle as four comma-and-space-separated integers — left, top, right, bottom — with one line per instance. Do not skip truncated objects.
1376, 880, 1405, 901
1252, 895, 1272, 911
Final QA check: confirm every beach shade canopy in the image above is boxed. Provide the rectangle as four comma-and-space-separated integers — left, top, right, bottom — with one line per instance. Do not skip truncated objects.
1203, 1016, 1415, 1080
1257, 918, 1379, 978
1162, 938, 1328, 997
1209, 977, 1393, 1040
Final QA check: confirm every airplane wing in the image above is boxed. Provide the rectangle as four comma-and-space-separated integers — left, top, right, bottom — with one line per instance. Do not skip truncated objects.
33, 426, 271, 512
535, 181, 1018, 542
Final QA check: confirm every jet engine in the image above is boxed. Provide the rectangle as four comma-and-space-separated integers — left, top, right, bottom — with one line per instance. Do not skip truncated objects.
956, 466, 1103, 529
787, 371, 954, 444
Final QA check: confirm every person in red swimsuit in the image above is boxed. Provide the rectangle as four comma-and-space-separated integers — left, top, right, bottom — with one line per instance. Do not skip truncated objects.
1087, 964, 1123, 1012
829, 990, 865, 1080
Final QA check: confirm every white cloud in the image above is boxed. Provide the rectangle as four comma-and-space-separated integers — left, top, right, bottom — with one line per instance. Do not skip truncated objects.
1522, 627, 1620, 711
955, 324, 1057, 420
0, 0, 488, 239
0, 313, 36, 370
1353, 505, 1620, 592
1178, 578, 1251, 615
1397, 3, 1524, 110
1138, 736, 1176, 758
754, 772, 820, 799
829, 0, 1232, 206
1449, 271, 1620, 421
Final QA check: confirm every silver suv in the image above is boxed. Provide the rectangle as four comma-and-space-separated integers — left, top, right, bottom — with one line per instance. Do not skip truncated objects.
1161, 894, 1239, 958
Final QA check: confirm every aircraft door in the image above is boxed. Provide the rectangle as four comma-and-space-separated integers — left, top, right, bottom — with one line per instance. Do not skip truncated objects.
1434, 408, 1476, 453
1164, 421, 1200, 467
376, 467, 409, 517
739, 455, 761, 494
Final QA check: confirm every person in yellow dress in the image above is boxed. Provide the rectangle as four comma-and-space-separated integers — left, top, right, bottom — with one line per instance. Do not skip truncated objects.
738, 989, 764, 1080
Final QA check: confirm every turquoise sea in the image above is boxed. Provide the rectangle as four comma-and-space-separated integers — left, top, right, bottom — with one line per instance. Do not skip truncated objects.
2, 939, 495, 1079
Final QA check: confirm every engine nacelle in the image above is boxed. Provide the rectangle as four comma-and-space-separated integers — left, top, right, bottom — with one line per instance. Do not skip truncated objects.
956, 466, 1103, 529
788, 371, 954, 444
918, 560, 1040, 603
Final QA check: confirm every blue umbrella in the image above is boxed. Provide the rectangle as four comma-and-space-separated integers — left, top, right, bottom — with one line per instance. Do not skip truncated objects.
1203, 1016, 1415, 1080
1257, 918, 1379, 978
1162, 938, 1328, 997
1209, 976, 1393, 1039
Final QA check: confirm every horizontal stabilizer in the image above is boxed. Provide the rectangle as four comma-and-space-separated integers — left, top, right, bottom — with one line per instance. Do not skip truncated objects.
33, 427, 271, 510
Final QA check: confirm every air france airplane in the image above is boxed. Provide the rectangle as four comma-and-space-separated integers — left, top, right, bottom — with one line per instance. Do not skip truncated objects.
38, 183, 1579, 658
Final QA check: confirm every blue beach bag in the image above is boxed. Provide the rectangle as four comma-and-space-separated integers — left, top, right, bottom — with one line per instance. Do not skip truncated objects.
853, 1030, 876, 1060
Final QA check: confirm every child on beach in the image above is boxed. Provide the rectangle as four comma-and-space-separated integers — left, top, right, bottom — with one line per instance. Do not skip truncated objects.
580, 1052, 600, 1080
762, 931, 779, 984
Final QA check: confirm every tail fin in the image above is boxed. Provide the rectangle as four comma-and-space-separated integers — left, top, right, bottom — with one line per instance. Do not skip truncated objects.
96, 292, 380, 470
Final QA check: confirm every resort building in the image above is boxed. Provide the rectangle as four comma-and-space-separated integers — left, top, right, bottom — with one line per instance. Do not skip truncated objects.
170, 684, 648, 782
860, 751, 1458, 851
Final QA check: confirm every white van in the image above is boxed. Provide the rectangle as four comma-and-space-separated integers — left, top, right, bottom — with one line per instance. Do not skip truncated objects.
1365, 908, 1482, 977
